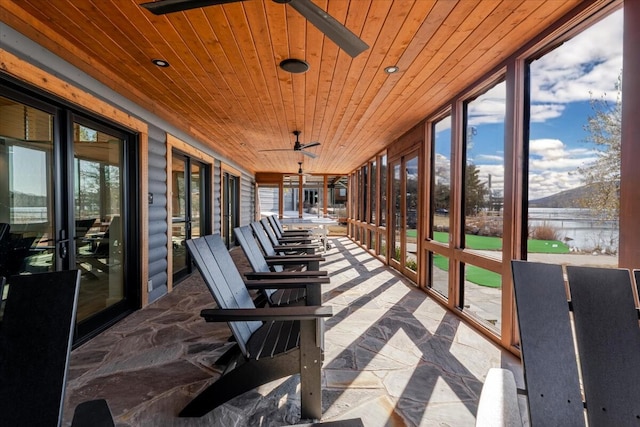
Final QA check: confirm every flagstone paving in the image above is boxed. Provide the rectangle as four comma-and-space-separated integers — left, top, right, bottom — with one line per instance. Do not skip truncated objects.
63, 237, 524, 426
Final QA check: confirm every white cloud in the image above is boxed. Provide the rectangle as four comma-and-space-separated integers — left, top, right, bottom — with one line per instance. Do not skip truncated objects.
531, 9, 623, 105
467, 82, 507, 126
529, 103, 566, 122
526, 138, 597, 198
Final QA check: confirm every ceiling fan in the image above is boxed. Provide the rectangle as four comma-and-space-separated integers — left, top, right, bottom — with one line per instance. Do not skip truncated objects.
140, 0, 369, 57
259, 130, 320, 158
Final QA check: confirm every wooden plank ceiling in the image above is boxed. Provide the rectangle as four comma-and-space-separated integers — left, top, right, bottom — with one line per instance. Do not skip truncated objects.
1, 0, 586, 175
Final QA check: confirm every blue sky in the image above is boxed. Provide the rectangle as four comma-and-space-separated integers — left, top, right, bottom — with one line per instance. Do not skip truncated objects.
437, 8, 624, 201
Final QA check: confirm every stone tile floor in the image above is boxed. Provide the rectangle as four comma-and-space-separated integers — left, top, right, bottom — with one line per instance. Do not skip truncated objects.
62, 237, 523, 426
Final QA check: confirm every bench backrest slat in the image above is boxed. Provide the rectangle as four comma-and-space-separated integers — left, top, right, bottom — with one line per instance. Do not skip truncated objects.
260, 217, 281, 247
511, 260, 585, 427
186, 235, 261, 354
250, 221, 278, 257
566, 266, 640, 425
0, 270, 80, 426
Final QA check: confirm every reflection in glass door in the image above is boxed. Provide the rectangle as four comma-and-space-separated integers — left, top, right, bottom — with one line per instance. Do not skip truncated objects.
390, 162, 402, 265
405, 156, 419, 274
172, 153, 207, 282
73, 122, 124, 323
0, 97, 56, 278
223, 172, 239, 248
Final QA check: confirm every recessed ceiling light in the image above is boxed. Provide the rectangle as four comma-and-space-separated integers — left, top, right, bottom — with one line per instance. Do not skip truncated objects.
384, 65, 399, 74
280, 58, 310, 74
152, 59, 170, 68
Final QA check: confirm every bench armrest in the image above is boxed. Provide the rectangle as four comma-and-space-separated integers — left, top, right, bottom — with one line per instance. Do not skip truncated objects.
244, 271, 328, 279
265, 255, 325, 264
201, 305, 333, 322
244, 277, 329, 289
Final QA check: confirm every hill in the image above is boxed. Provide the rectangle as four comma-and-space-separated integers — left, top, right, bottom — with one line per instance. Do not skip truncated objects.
528, 185, 593, 208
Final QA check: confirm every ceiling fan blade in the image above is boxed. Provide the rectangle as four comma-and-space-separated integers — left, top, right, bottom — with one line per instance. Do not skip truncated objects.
288, 0, 369, 58
300, 141, 320, 149
301, 150, 317, 159
140, 0, 244, 15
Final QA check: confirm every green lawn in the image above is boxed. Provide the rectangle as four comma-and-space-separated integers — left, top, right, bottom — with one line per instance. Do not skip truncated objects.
433, 254, 502, 288
429, 231, 569, 288
432, 231, 569, 254
400, 229, 569, 288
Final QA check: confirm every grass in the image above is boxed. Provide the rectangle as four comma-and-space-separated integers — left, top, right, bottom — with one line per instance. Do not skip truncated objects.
397, 230, 570, 288
432, 231, 569, 254
433, 254, 502, 288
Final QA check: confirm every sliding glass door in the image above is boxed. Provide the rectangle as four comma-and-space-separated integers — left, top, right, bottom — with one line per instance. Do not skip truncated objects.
172, 152, 208, 282
223, 172, 239, 248
389, 151, 420, 280
0, 87, 139, 343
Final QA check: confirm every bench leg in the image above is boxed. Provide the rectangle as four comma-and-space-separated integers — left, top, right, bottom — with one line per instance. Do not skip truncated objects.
300, 319, 324, 420
180, 351, 299, 417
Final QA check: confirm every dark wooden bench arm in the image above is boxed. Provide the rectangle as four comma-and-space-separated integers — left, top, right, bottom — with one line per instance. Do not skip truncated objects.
265, 254, 325, 262
244, 271, 328, 279
264, 258, 325, 269
277, 237, 313, 243
244, 277, 329, 289
201, 305, 333, 322
273, 244, 317, 251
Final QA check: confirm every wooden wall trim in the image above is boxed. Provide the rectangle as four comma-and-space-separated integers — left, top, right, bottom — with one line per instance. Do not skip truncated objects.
387, 121, 426, 161
619, 0, 640, 269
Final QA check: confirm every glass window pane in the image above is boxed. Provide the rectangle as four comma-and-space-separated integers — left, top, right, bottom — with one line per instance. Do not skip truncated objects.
405, 156, 418, 273
463, 264, 502, 333
191, 163, 204, 238
391, 163, 401, 262
432, 116, 451, 239
430, 252, 449, 297
370, 160, 377, 224
0, 97, 55, 277
74, 122, 124, 321
258, 184, 281, 217
464, 82, 506, 260
527, 10, 622, 267
380, 155, 387, 227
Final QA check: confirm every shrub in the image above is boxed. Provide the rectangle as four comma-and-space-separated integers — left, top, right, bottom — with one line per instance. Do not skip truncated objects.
530, 222, 561, 241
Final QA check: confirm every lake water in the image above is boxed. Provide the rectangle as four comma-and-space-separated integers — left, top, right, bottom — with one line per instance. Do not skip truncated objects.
528, 207, 619, 252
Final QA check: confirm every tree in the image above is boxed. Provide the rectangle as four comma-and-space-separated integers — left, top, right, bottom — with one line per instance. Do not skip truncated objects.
577, 76, 621, 221
465, 163, 488, 216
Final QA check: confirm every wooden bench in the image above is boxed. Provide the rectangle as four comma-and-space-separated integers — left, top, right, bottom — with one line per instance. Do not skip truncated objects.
183, 234, 333, 419
261, 217, 313, 246
234, 225, 329, 306
250, 220, 318, 255
476, 261, 640, 426
268, 215, 313, 237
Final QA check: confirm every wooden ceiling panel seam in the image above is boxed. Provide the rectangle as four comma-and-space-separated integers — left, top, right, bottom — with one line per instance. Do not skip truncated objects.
240, 3, 284, 137
185, 10, 269, 132
242, 1, 293, 146
374, 0, 577, 135
321, 0, 371, 156
184, 10, 255, 122
211, 4, 282, 140
335, 0, 459, 155
329, 0, 428, 157
353, 0, 535, 146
